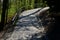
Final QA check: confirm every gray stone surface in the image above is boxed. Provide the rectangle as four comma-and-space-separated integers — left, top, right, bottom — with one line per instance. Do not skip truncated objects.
1, 8, 47, 40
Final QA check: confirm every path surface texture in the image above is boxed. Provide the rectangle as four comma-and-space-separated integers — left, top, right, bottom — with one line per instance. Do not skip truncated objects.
1, 8, 50, 40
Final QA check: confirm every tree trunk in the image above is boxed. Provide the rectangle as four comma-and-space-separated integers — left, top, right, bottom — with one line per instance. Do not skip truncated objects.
0, 0, 8, 31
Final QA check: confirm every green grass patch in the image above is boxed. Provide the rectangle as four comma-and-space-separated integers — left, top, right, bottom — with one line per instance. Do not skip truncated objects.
7, 5, 16, 22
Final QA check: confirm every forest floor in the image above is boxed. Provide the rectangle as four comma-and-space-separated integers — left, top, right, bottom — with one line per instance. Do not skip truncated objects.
0, 8, 47, 40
